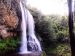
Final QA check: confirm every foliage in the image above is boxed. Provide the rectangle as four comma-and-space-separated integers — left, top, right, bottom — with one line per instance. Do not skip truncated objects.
47, 44, 71, 56
55, 44, 71, 56
0, 6, 71, 56
28, 6, 71, 56
41, 51, 46, 56
0, 37, 19, 53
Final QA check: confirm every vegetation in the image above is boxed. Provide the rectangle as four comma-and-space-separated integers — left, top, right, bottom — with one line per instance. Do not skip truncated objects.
0, 37, 19, 53
28, 6, 71, 56
0, 5, 73, 56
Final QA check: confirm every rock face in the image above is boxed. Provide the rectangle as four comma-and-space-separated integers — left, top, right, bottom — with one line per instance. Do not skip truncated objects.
0, 0, 21, 38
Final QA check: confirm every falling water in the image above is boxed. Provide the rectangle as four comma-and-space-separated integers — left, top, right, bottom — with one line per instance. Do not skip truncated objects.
19, 1, 42, 54
27, 9, 42, 52
19, 1, 28, 54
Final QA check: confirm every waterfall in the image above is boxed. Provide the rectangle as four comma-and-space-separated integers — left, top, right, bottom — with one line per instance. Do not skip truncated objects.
19, 1, 42, 54
19, 2, 28, 54
27, 9, 42, 52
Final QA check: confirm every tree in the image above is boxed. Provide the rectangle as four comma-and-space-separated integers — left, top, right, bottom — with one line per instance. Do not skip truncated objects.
68, 0, 75, 56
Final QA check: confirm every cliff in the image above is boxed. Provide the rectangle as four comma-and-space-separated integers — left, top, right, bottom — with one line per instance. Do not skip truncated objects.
0, 0, 21, 38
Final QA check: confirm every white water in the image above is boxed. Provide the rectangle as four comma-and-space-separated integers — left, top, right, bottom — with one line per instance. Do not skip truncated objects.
27, 9, 42, 51
19, 1, 42, 54
19, 2, 29, 54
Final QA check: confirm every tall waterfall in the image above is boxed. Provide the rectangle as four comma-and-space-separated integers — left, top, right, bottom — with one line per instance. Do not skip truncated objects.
19, 1, 42, 54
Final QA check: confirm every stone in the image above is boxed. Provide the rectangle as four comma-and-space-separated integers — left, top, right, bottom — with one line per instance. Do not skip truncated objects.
0, 0, 21, 38
0, 1, 18, 28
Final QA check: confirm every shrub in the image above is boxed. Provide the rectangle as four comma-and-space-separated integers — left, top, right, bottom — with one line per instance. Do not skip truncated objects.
0, 37, 19, 53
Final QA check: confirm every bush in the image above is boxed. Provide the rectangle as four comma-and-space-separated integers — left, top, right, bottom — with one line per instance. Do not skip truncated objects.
28, 7, 70, 56
55, 44, 71, 56
47, 44, 71, 56
35, 16, 55, 49
0, 37, 19, 53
